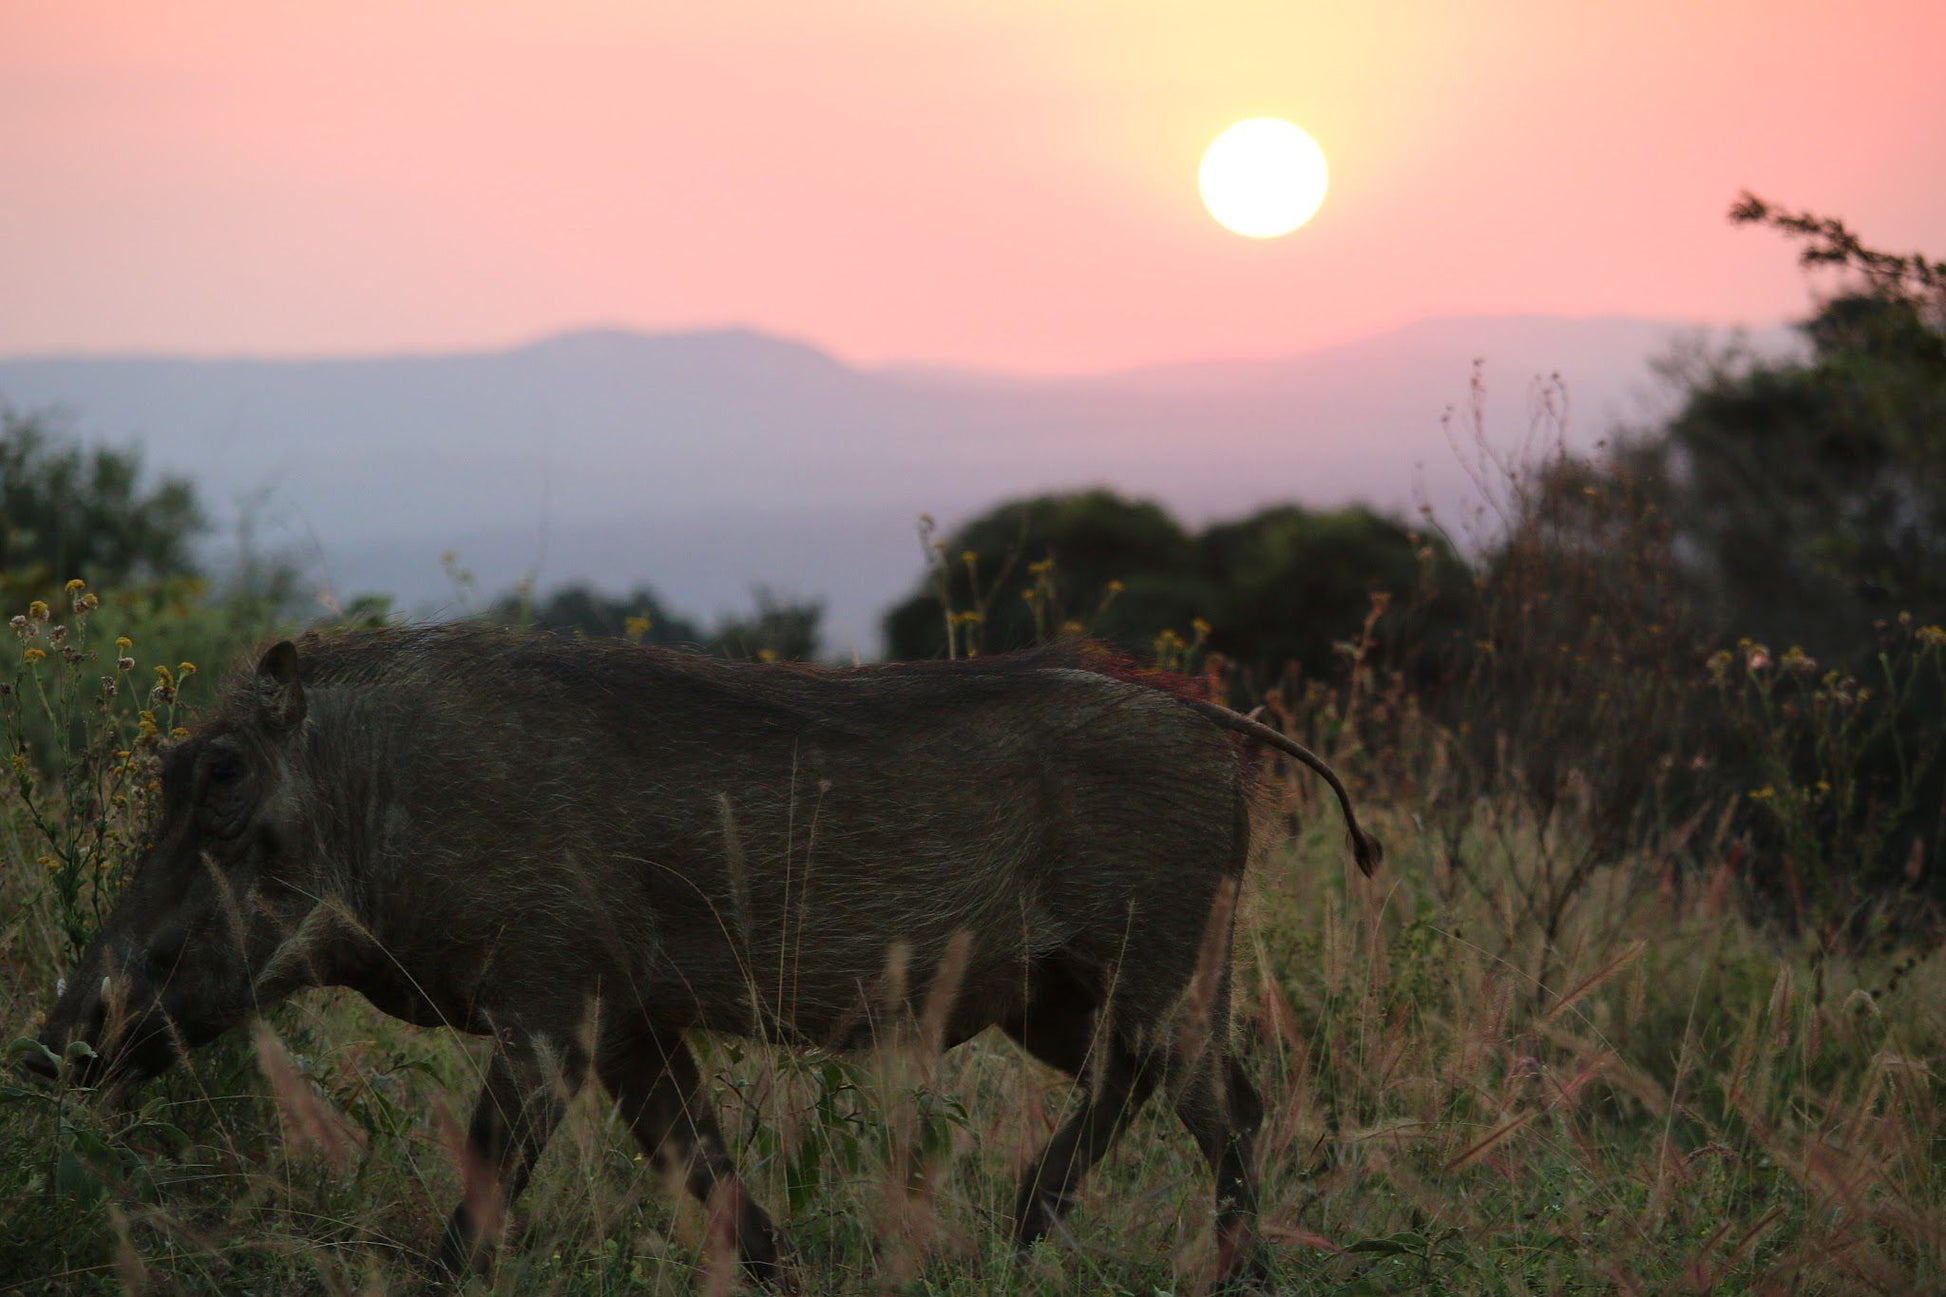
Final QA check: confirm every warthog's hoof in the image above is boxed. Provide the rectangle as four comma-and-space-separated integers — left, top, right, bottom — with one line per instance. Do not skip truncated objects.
1012, 1187, 1077, 1250
738, 1233, 797, 1292
428, 1210, 498, 1288
1210, 1221, 1272, 1292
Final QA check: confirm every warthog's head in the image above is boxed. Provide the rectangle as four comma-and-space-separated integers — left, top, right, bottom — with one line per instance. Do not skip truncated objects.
26, 642, 328, 1088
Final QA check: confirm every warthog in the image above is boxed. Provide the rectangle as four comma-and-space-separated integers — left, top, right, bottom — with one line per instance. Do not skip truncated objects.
27, 626, 1378, 1286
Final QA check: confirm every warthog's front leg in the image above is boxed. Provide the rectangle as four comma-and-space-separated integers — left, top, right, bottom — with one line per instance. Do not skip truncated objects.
435, 1033, 587, 1278
598, 1025, 787, 1286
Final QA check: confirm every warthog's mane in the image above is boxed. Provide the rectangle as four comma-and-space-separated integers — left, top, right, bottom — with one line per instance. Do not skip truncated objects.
216, 623, 1206, 732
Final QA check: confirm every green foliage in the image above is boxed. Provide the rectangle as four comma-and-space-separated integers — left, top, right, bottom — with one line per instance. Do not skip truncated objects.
487, 580, 826, 662
490, 580, 704, 644
0, 579, 262, 959
885, 490, 1202, 661
706, 587, 824, 663
883, 490, 1464, 682
1195, 504, 1470, 689
1708, 622, 1946, 932
0, 408, 204, 609
1623, 196, 1946, 656
1483, 197, 1946, 919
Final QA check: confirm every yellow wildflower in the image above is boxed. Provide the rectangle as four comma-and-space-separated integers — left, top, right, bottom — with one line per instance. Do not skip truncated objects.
23, 648, 45, 663
1749, 786, 1775, 801
177, 661, 196, 677
65, 578, 86, 593
115, 636, 133, 651
27, 600, 50, 622
623, 616, 651, 643
169, 727, 190, 739
1191, 617, 1212, 638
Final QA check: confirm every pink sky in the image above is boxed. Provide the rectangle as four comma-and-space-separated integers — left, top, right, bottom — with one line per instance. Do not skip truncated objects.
5, 1, 1943, 374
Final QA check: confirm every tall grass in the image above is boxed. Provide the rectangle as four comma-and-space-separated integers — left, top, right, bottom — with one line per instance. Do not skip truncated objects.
3, 562, 1943, 1294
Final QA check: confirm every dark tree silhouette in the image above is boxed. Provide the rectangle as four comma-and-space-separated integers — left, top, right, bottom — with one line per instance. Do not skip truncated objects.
0, 408, 204, 604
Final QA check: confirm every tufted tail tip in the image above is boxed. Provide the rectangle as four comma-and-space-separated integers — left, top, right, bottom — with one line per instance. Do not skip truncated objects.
1351, 829, 1383, 878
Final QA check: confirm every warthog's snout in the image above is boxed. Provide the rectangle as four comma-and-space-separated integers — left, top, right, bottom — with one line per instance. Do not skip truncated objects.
30, 968, 180, 1090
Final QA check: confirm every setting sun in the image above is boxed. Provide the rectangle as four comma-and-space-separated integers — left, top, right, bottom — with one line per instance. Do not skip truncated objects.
1198, 118, 1329, 239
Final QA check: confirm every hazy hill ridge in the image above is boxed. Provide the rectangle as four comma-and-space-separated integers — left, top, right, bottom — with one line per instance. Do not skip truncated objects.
1, 315, 1785, 655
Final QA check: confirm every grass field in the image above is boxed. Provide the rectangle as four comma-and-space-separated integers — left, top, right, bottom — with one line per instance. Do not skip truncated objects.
3, 588, 1943, 1294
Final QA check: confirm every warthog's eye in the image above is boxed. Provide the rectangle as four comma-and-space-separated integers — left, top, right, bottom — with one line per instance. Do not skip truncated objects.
196, 749, 254, 839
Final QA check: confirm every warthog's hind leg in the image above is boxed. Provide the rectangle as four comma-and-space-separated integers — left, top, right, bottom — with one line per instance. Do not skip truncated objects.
435, 1034, 587, 1278
598, 1025, 786, 1286
1004, 960, 1161, 1249
1170, 1051, 1268, 1289
1013, 1041, 1161, 1247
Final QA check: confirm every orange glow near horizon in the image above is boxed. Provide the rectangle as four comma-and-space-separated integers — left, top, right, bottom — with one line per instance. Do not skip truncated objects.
3, 1, 1944, 374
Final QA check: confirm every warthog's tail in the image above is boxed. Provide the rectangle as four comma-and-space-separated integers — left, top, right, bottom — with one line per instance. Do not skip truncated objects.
1182, 698, 1384, 877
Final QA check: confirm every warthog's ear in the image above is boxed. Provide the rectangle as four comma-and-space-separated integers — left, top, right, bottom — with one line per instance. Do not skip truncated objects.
253, 641, 306, 732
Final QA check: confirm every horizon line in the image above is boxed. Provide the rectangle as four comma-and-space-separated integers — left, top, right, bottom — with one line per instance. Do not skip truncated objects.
0, 309, 1784, 384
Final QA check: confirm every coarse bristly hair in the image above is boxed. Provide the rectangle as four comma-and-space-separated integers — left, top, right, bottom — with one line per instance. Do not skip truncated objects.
37, 623, 1380, 1289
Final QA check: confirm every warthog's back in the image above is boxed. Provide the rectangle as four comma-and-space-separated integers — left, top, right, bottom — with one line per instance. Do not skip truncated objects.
284, 626, 1246, 1043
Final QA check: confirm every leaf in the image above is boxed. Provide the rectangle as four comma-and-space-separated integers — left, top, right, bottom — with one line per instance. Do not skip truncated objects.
54, 1148, 102, 1205
7, 1035, 59, 1067
784, 1133, 822, 1215
134, 1119, 192, 1156
0, 1084, 55, 1106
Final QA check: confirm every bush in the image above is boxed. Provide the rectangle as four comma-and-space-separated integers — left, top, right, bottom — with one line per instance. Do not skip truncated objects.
0, 408, 203, 610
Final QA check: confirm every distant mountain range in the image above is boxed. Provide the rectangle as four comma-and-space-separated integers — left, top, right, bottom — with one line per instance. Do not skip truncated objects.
0, 315, 1793, 655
